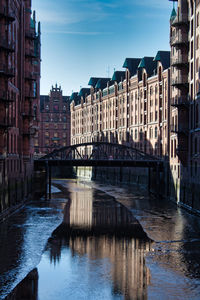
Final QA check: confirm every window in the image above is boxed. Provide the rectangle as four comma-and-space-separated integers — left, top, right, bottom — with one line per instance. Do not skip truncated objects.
135, 129, 137, 140
196, 35, 199, 50
155, 127, 158, 138
45, 132, 49, 137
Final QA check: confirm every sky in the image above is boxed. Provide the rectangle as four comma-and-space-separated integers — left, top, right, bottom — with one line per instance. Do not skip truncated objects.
32, 0, 175, 96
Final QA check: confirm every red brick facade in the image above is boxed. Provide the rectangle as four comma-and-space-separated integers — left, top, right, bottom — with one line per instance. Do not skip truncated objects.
36, 85, 71, 156
0, 0, 41, 215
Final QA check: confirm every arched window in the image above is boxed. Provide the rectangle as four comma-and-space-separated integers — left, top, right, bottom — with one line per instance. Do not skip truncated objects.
158, 66, 162, 82
143, 73, 146, 87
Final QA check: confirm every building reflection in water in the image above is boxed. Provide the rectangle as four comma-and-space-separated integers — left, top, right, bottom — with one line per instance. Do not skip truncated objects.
46, 182, 152, 299
6, 182, 152, 300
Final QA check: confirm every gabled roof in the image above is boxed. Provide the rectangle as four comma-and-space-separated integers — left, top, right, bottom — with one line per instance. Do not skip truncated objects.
79, 88, 90, 98
70, 92, 81, 105
138, 57, 157, 77
122, 58, 141, 76
88, 77, 102, 87
112, 71, 126, 83
95, 78, 111, 90
154, 51, 170, 70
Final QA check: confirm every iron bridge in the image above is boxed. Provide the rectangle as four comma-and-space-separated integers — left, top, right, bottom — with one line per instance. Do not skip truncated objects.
35, 142, 163, 169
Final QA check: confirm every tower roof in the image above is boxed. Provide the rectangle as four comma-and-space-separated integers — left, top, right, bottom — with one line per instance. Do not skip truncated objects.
170, 7, 177, 22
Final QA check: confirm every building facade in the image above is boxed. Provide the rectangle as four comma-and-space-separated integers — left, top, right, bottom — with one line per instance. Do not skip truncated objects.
70, 51, 170, 160
70, 2, 200, 213
0, 0, 41, 216
36, 84, 71, 155
170, 0, 200, 210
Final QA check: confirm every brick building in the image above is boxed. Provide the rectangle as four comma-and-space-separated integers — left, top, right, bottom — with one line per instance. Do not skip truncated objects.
170, 0, 200, 208
70, 0, 200, 212
0, 0, 41, 216
70, 51, 170, 159
36, 84, 71, 155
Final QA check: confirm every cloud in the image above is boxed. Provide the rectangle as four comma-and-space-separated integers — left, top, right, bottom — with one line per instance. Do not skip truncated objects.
43, 30, 113, 35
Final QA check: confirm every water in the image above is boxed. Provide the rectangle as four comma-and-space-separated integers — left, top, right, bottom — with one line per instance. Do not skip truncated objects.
1, 179, 200, 299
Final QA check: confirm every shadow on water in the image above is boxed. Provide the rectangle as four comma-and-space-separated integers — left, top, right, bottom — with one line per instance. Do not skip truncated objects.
5, 180, 152, 300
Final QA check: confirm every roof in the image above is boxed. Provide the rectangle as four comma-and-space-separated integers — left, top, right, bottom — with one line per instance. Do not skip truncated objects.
112, 71, 126, 83
123, 58, 141, 76
79, 88, 91, 98
88, 77, 102, 87
154, 51, 170, 70
138, 57, 157, 77
170, 7, 177, 22
70, 92, 81, 104
95, 78, 111, 90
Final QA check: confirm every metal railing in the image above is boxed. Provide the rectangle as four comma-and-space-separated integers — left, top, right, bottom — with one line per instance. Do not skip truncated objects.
171, 96, 189, 106
171, 124, 188, 134
0, 90, 15, 102
0, 6, 15, 21
0, 63, 15, 77
170, 33, 188, 46
172, 14, 188, 26
171, 75, 188, 86
171, 55, 188, 66
25, 30, 36, 40
25, 48, 36, 58
0, 36, 15, 52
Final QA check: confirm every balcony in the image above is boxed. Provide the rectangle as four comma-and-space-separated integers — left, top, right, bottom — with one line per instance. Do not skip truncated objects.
25, 30, 36, 40
25, 89, 37, 99
0, 36, 15, 52
0, 91, 15, 103
171, 75, 188, 87
171, 124, 188, 135
25, 48, 37, 59
171, 97, 189, 108
22, 107, 34, 119
0, 117, 15, 129
172, 14, 189, 27
25, 72, 37, 81
0, 63, 15, 78
0, 7, 15, 22
171, 56, 188, 67
170, 33, 188, 47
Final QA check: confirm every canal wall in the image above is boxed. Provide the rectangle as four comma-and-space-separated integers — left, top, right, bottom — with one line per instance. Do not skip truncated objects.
0, 165, 34, 222
76, 166, 166, 197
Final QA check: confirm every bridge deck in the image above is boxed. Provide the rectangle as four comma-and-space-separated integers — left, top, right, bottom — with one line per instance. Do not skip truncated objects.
35, 159, 163, 169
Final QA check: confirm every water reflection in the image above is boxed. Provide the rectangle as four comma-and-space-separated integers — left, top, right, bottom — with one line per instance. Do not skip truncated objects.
6, 181, 152, 300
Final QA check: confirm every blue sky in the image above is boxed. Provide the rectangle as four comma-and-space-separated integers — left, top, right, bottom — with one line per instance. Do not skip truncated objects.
32, 0, 174, 96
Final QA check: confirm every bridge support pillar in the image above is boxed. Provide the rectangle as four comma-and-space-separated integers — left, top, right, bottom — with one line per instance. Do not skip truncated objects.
148, 167, 151, 192
49, 164, 52, 199
120, 167, 123, 182
45, 162, 48, 200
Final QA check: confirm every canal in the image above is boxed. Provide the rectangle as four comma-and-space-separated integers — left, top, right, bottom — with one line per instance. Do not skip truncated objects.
0, 179, 200, 299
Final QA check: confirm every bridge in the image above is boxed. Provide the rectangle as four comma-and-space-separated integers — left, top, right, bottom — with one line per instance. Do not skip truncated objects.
35, 142, 163, 168
34, 142, 164, 199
